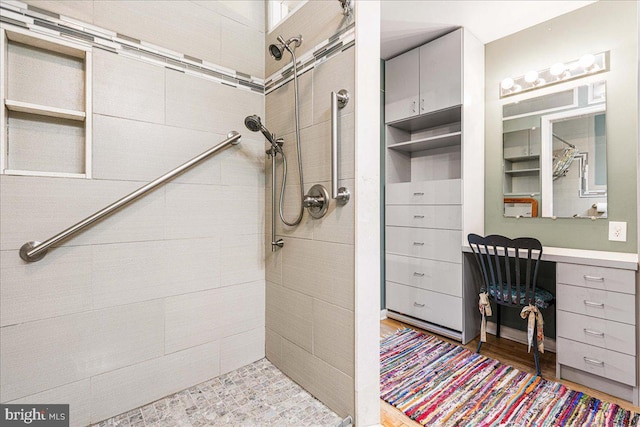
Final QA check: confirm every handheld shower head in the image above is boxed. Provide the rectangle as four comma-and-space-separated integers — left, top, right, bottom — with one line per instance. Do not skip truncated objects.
268, 35, 303, 61
244, 115, 280, 151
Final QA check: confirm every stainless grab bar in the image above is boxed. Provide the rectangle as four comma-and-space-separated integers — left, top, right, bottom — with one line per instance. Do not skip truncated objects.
19, 131, 242, 262
331, 89, 350, 205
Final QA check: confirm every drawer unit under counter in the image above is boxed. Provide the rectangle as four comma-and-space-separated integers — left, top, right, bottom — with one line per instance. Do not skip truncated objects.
386, 254, 462, 297
557, 263, 635, 294
386, 180, 461, 205
386, 227, 462, 263
557, 338, 636, 387
386, 205, 461, 230
556, 283, 635, 325
556, 310, 636, 356
386, 281, 462, 331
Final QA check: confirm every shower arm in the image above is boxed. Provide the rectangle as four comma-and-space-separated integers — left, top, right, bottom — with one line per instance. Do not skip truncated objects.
19, 131, 242, 262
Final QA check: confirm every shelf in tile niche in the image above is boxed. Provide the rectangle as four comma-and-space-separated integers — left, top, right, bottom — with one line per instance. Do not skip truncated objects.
504, 168, 540, 175
5, 99, 86, 121
504, 192, 540, 197
387, 131, 462, 153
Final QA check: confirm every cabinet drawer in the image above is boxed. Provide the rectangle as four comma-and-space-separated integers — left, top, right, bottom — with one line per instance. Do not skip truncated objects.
386, 205, 461, 230
386, 282, 462, 331
557, 263, 635, 294
386, 180, 461, 205
557, 337, 636, 387
386, 227, 461, 263
557, 310, 636, 356
386, 254, 462, 297
556, 284, 635, 325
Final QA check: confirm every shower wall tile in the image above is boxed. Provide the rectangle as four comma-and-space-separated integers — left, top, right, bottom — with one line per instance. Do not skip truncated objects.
0, 300, 164, 402
21, 0, 95, 23
220, 233, 264, 287
0, 246, 92, 327
265, 234, 282, 284
311, 179, 355, 245
280, 338, 354, 419
90, 340, 220, 424
218, 185, 265, 237
266, 281, 313, 353
312, 299, 354, 377
220, 136, 265, 187
7, 379, 91, 427
221, 16, 265, 78
266, 183, 314, 240
0, 176, 164, 251
93, 1, 222, 67
220, 327, 265, 375
265, 327, 284, 368
165, 70, 264, 135
265, 71, 313, 136
92, 115, 223, 185
164, 280, 265, 354
281, 238, 354, 311
91, 238, 221, 309
312, 48, 355, 125
93, 49, 165, 125
265, 0, 349, 76
164, 183, 222, 240
193, 0, 265, 34
300, 113, 355, 183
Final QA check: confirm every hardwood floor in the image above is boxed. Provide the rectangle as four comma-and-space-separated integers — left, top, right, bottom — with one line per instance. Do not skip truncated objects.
380, 317, 639, 427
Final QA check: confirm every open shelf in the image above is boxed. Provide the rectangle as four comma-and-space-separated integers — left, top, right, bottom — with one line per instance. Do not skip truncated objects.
504, 192, 541, 197
387, 131, 461, 153
5, 99, 86, 121
387, 105, 462, 132
504, 168, 540, 175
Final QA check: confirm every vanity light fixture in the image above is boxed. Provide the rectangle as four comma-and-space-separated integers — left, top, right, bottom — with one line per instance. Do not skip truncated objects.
500, 51, 609, 98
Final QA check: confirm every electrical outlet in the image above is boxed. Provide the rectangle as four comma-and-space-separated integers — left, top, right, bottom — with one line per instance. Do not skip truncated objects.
608, 221, 627, 242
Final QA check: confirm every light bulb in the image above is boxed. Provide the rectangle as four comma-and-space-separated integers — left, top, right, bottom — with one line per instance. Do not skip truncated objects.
550, 62, 565, 76
501, 77, 514, 90
524, 70, 538, 83
579, 54, 595, 69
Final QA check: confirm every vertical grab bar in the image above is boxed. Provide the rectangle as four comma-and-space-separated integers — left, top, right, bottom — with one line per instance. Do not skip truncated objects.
331, 89, 351, 205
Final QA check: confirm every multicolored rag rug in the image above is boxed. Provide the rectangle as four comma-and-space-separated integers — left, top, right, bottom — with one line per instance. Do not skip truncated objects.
381, 329, 640, 427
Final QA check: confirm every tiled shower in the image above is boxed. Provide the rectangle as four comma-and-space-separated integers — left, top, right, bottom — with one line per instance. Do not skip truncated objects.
0, 0, 362, 426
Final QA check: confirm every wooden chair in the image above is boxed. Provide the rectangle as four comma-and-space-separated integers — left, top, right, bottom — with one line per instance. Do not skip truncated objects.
468, 234, 553, 376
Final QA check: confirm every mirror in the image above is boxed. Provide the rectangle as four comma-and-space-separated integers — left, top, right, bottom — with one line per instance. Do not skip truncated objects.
502, 81, 607, 218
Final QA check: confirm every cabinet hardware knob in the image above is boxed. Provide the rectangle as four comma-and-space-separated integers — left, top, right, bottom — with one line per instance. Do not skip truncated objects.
414, 302, 425, 307
583, 275, 604, 282
583, 357, 604, 366
583, 329, 605, 337
413, 272, 425, 277
414, 215, 425, 218
584, 301, 605, 308
413, 192, 424, 196
413, 242, 424, 246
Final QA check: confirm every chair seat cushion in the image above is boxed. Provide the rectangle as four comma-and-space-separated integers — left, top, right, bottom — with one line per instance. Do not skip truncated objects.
487, 285, 554, 309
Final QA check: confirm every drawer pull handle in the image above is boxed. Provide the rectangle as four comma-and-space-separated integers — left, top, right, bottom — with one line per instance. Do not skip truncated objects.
414, 302, 425, 307
583, 357, 604, 367
583, 329, 605, 337
413, 192, 424, 196
413, 272, 425, 277
584, 301, 605, 308
414, 215, 425, 219
584, 275, 605, 282
413, 242, 425, 246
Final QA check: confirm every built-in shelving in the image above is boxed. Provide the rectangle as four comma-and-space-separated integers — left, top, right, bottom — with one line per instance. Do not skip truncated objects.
5, 99, 86, 121
387, 131, 461, 153
504, 168, 540, 175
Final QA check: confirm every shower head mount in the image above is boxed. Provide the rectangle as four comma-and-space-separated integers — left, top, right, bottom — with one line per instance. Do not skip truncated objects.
244, 115, 282, 152
268, 35, 303, 61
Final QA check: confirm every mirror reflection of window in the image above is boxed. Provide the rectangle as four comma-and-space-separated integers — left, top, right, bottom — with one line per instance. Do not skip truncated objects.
268, 0, 307, 32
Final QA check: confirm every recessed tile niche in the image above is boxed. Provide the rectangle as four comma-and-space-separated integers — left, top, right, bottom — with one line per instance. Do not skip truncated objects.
1, 26, 92, 178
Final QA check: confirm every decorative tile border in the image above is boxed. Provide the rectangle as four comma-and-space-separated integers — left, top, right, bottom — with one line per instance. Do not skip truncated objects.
264, 23, 355, 95
0, 0, 264, 93
0, 0, 356, 95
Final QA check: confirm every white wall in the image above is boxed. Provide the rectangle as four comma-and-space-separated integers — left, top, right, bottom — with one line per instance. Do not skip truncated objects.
0, 2, 266, 425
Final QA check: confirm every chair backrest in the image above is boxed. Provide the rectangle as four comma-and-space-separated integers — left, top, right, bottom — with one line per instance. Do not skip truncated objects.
468, 234, 543, 307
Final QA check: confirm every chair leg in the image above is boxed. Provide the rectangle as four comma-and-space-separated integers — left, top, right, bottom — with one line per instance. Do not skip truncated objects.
476, 339, 483, 354
533, 321, 542, 377
495, 304, 501, 339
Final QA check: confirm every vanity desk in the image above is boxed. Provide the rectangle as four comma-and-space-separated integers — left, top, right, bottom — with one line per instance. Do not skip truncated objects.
463, 244, 639, 405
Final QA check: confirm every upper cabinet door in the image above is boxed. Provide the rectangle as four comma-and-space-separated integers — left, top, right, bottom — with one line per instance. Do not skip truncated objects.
419, 29, 462, 114
385, 47, 420, 123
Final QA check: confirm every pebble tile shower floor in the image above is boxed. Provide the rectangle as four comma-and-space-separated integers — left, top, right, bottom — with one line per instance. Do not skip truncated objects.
94, 359, 342, 427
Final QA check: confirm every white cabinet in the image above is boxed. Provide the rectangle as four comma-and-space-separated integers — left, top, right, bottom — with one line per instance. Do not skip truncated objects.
383, 28, 484, 345
556, 261, 638, 403
385, 29, 462, 124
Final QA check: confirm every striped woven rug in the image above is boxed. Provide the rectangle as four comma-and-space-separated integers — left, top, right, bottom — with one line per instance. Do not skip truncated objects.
381, 328, 639, 427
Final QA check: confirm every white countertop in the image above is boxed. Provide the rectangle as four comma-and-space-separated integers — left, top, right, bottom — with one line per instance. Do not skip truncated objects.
462, 245, 638, 270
